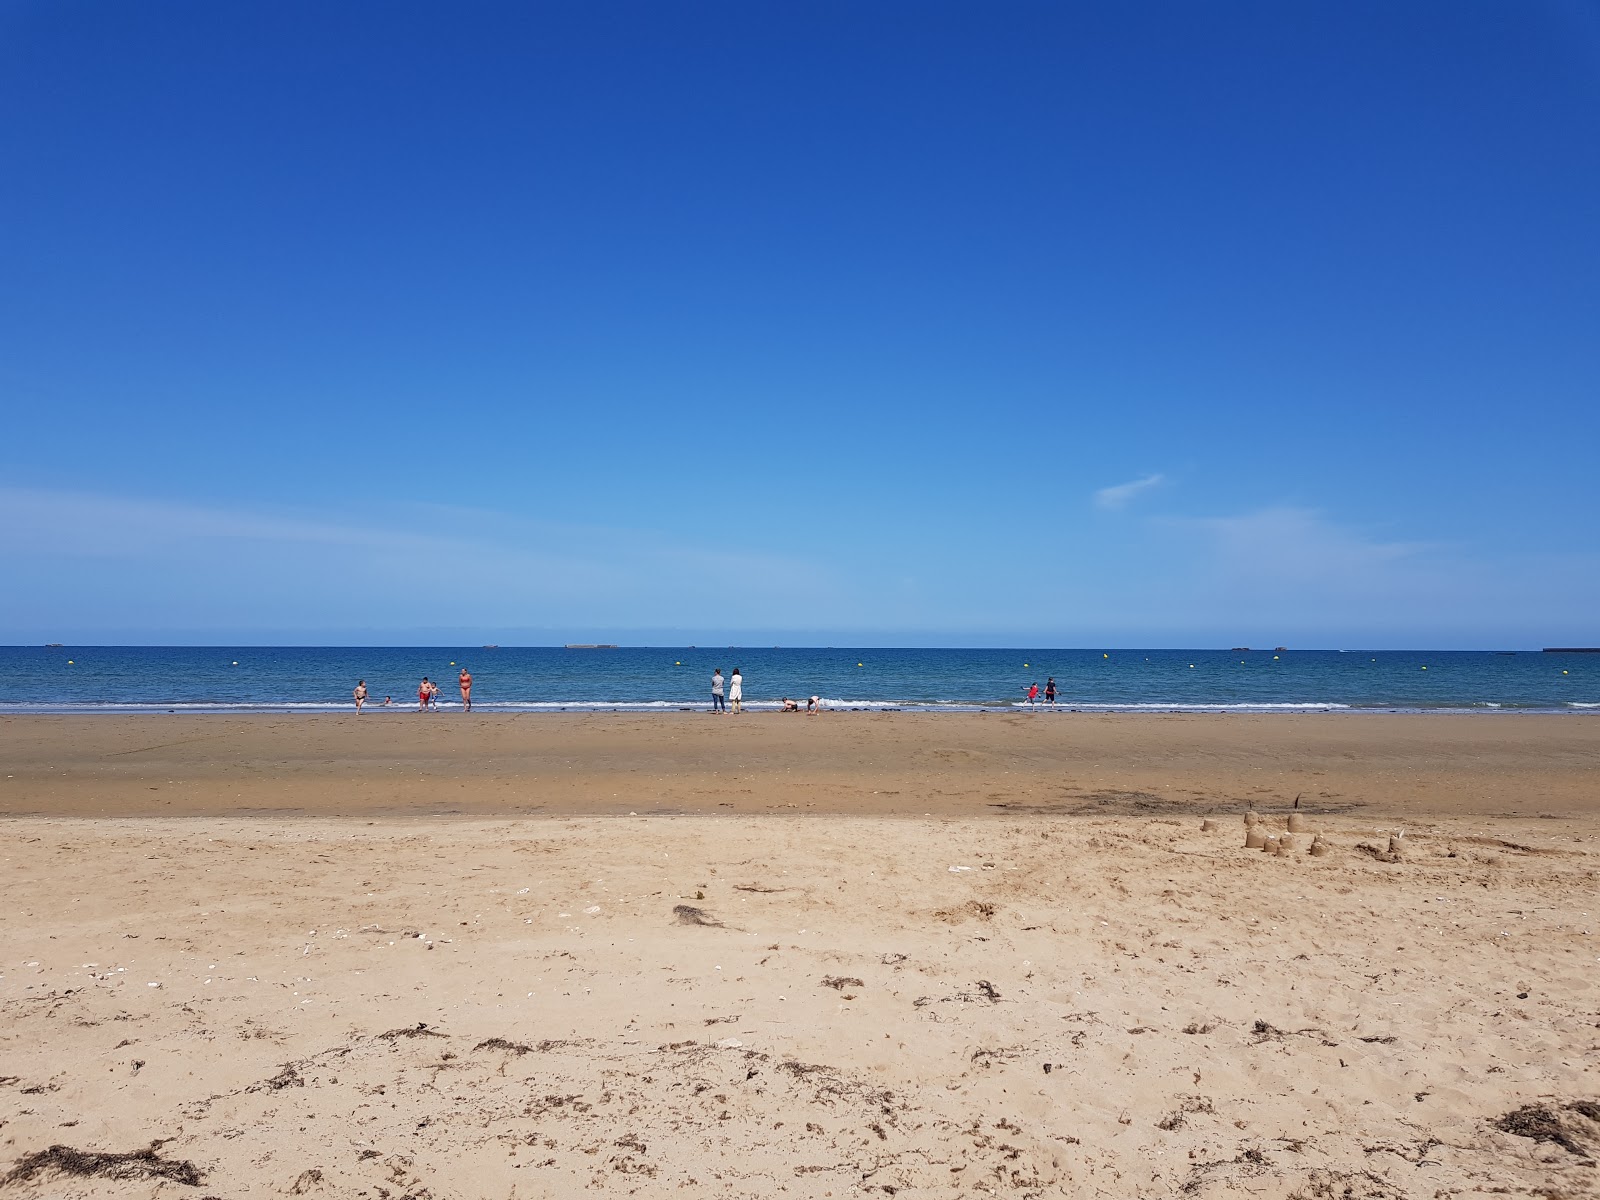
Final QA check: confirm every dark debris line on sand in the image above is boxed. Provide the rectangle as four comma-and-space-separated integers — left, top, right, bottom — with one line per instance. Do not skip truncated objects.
2, 1142, 204, 1187
1492, 1103, 1597, 1157
673, 904, 724, 927
379, 1022, 447, 1040
473, 1036, 536, 1056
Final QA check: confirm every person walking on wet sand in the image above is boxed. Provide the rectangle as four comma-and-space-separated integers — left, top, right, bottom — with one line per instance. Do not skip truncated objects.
459, 667, 473, 712
711, 668, 726, 713
418, 677, 432, 711
729, 667, 743, 714
353, 680, 368, 713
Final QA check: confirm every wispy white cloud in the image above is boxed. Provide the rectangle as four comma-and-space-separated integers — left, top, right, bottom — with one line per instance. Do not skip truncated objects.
1093, 473, 1165, 510
5, 485, 1596, 645
0, 486, 844, 636
1183, 507, 1428, 587
1143, 505, 1600, 643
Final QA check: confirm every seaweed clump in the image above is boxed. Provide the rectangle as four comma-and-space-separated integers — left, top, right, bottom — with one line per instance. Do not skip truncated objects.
1493, 1104, 1591, 1156
3, 1142, 204, 1187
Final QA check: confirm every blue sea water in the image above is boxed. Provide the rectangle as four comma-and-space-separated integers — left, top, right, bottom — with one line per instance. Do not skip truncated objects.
0, 646, 1596, 714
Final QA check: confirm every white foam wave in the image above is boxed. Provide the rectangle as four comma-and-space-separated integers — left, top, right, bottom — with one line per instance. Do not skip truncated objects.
1041, 701, 1352, 711
0, 697, 1587, 715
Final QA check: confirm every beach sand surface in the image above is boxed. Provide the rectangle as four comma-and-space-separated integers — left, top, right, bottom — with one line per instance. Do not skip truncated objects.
2, 711, 1597, 819
1, 714, 1597, 1197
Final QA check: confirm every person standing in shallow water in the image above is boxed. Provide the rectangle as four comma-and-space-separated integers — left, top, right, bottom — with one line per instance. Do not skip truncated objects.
729, 667, 743, 714
711, 668, 726, 714
1044, 677, 1057, 707
353, 680, 367, 713
459, 667, 472, 712
418, 678, 431, 711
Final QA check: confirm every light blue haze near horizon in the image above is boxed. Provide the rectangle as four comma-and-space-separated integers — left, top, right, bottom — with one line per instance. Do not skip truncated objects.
2, 1, 1598, 648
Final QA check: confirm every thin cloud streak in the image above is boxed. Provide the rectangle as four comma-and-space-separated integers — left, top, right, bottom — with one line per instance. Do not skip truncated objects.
1142, 506, 1600, 644
0, 486, 847, 636
1093, 473, 1165, 510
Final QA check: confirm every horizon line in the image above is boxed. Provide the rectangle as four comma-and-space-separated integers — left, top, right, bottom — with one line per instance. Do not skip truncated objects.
5, 643, 1585, 654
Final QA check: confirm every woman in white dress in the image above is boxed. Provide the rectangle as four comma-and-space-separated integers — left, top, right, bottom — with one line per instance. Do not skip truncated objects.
729, 668, 743, 714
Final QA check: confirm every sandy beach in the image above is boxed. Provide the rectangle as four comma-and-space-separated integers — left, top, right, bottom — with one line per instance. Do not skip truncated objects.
2, 714, 1597, 1197
3, 711, 1598, 820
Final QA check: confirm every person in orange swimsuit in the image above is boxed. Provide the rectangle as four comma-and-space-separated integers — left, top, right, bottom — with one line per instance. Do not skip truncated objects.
459, 668, 472, 712
418, 678, 432, 711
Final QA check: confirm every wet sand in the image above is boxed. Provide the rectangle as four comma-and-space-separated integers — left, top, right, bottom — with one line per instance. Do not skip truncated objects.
2, 711, 1597, 818
2, 714, 1597, 1197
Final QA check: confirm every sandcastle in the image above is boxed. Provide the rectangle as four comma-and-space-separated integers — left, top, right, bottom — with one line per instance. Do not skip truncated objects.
1242, 804, 1328, 857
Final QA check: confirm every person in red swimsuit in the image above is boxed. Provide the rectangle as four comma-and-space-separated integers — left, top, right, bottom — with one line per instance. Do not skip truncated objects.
459, 668, 472, 712
418, 677, 431, 711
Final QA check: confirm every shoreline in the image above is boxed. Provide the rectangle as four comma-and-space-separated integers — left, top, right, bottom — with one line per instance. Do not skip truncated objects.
3, 701, 1597, 714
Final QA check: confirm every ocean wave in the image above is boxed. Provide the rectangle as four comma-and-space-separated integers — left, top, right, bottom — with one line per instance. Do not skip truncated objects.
0, 697, 909, 713
0, 701, 360, 711
1039, 701, 1352, 711
0, 697, 1589, 715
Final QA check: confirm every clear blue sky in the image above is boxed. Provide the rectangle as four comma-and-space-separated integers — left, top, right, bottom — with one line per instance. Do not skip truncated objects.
3, 1, 1597, 647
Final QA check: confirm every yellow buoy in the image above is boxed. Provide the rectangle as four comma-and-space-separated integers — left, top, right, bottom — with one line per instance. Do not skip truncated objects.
67, 660, 74, 665
1563, 669, 1569, 674
232, 661, 238, 666
1024, 662, 1029, 667
1102, 653, 1108, 658
450, 661, 455, 666
1189, 664, 1195, 669
1273, 655, 1279, 660
1421, 665, 1427, 670
858, 662, 863, 667
675, 661, 681, 666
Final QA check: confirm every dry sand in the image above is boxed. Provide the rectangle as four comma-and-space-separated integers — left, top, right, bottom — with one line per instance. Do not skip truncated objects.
1, 714, 1597, 1198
